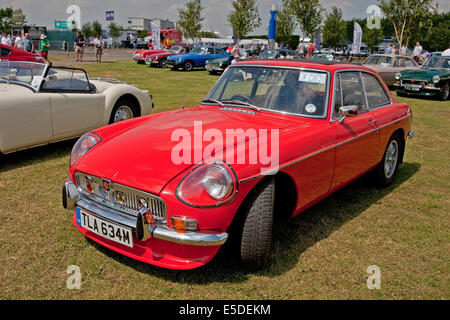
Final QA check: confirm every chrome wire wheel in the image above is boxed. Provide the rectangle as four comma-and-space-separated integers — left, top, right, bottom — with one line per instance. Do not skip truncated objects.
113, 105, 134, 123
384, 140, 399, 179
441, 82, 449, 100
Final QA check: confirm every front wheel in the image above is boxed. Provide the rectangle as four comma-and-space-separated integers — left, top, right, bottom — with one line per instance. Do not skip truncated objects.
109, 98, 137, 124
184, 61, 193, 71
239, 177, 275, 270
438, 82, 449, 101
375, 134, 402, 187
159, 59, 167, 68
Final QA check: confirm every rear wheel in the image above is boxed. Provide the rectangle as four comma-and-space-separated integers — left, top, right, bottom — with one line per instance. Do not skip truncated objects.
438, 81, 449, 101
239, 177, 275, 270
109, 98, 138, 124
159, 59, 167, 68
375, 133, 402, 187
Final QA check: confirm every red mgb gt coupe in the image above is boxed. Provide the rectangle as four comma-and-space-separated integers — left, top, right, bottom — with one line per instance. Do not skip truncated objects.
0, 43, 45, 63
62, 60, 414, 270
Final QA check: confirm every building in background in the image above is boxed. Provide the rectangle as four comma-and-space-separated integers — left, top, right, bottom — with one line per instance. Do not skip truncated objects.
127, 17, 175, 31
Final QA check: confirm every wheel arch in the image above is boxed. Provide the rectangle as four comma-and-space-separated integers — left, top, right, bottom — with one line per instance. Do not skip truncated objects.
391, 128, 406, 164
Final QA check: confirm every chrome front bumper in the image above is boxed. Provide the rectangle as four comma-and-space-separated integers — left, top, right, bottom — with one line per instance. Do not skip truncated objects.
62, 180, 228, 246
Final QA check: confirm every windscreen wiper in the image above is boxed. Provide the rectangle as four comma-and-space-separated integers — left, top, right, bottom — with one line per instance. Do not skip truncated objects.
201, 98, 224, 107
222, 100, 262, 112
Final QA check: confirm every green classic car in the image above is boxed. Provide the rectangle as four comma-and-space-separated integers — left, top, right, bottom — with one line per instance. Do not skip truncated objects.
394, 55, 450, 100
205, 56, 233, 75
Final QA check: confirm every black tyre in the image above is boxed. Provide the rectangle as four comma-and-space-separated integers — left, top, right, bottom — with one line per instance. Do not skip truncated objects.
208, 70, 217, 75
184, 61, 193, 71
239, 177, 275, 270
438, 81, 449, 101
159, 59, 167, 68
375, 133, 402, 187
109, 98, 138, 124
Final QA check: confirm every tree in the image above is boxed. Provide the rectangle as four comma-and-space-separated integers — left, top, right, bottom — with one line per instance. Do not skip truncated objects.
285, 0, 323, 40
0, 7, 13, 32
108, 22, 122, 41
276, 5, 297, 48
378, 0, 437, 48
177, 0, 204, 44
322, 7, 346, 48
136, 30, 149, 39
228, 0, 261, 41
81, 22, 93, 38
92, 20, 103, 37
364, 27, 383, 51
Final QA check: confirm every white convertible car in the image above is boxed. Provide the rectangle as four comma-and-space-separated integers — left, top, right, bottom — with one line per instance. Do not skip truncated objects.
0, 61, 153, 154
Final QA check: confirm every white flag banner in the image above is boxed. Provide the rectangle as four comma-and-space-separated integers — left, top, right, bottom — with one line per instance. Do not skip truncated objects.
151, 22, 160, 49
352, 22, 362, 54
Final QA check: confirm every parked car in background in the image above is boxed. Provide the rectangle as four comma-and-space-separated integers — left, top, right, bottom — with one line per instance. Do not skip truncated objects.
62, 59, 413, 271
0, 61, 153, 155
145, 46, 190, 68
166, 46, 229, 71
394, 55, 450, 100
311, 54, 334, 62
133, 48, 165, 64
205, 51, 248, 75
258, 49, 300, 60
363, 54, 419, 86
0, 43, 45, 63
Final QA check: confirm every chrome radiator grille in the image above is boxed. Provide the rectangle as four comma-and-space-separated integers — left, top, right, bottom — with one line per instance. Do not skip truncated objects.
74, 172, 166, 221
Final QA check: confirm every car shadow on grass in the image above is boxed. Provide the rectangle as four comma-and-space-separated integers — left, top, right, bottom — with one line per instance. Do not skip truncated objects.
87, 162, 420, 284
0, 139, 75, 173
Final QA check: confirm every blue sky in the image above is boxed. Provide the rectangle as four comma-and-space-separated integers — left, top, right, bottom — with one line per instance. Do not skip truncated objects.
4, 0, 449, 36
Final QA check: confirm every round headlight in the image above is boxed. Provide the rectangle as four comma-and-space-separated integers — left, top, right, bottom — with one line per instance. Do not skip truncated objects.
432, 75, 440, 83
395, 73, 401, 80
70, 132, 102, 167
176, 162, 238, 207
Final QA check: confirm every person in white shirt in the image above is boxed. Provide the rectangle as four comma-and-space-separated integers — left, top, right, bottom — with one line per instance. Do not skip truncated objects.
1, 31, 11, 46
442, 46, 450, 56
14, 31, 23, 49
412, 42, 423, 62
93, 35, 104, 62
400, 45, 407, 56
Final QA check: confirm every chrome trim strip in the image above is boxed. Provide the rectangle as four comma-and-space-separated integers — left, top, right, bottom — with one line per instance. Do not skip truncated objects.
239, 113, 411, 183
152, 226, 228, 246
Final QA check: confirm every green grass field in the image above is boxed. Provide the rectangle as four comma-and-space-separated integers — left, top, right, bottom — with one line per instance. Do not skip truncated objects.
0, 60, 449, 299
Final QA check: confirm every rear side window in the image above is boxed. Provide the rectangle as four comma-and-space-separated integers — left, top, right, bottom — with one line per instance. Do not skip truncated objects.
1, 47, 11, 57
362, 73, 391, 109
341, 72, 367, 112
405, 58, 416, 67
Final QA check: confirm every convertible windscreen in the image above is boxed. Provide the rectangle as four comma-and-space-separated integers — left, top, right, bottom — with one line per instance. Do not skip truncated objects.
0, 61, 46, 89
206, 66, 328, 117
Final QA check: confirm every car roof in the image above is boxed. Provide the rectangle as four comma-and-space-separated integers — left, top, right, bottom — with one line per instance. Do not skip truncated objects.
233, 59, 372, 72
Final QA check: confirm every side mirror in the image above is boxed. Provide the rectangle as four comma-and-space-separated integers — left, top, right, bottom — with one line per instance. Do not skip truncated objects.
45, 75, 57, 82
338, 105, 358, 124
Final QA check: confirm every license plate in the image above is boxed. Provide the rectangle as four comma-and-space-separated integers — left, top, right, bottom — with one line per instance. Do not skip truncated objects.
404, 84, 421, 91
76, 208, 133, 247
206, 65, 213, 71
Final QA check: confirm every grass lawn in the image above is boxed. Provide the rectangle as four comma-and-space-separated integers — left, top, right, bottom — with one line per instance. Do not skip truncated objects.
0, 60, 448, 299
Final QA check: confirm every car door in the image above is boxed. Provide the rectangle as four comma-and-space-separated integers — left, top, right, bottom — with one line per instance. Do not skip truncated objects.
40, 67, 104, 140
330, 71, 380, 190
0, 89, 52, 153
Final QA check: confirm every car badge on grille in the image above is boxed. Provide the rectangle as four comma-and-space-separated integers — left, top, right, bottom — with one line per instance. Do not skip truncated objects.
115, 191, 127, 205
411, 79, 414, 83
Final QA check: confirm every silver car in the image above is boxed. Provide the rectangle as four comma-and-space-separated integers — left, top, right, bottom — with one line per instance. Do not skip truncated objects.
363, 54, 419, 86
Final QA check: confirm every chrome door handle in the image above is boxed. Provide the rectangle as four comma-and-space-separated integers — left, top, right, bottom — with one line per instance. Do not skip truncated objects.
368, 119, 378, 125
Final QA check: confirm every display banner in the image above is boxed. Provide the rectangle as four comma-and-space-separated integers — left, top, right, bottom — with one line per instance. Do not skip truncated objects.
106, 11, 114, 21
352, 22, 362, 54
151, 22, 161, 49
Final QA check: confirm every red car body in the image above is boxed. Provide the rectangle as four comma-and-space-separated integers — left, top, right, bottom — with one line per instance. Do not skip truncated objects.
145, 46, 190, 67
63, 60, 413, 270
133, 49, 165, 63
0, 43, 45, 63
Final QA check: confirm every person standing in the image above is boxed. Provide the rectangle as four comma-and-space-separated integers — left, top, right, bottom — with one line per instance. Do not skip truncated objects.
93, 35, 104, 62
385, 44, 392, 55
1, 31, 11, 46
412, 42, 423, 62
390, 44, 397, 55
23, 33, 34, 52
14, 31, 23, 49
306, 41, 315, 59
400, 44, 407, 56
74, 31, 86, 62
442, 46, 450, 56
40, 34, 50, 62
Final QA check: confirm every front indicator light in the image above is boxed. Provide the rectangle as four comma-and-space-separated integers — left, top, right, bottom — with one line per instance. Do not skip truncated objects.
171, 216, 198, 232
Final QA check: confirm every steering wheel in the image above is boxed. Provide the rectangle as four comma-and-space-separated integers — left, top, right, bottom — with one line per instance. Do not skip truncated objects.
230, 94, 254, 104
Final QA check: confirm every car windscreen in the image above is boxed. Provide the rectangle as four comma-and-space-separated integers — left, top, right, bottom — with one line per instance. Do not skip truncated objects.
259, 50, 278, 59
422, 56, 450, 69
206, 66, 328, 118
0, 60, 46, 89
